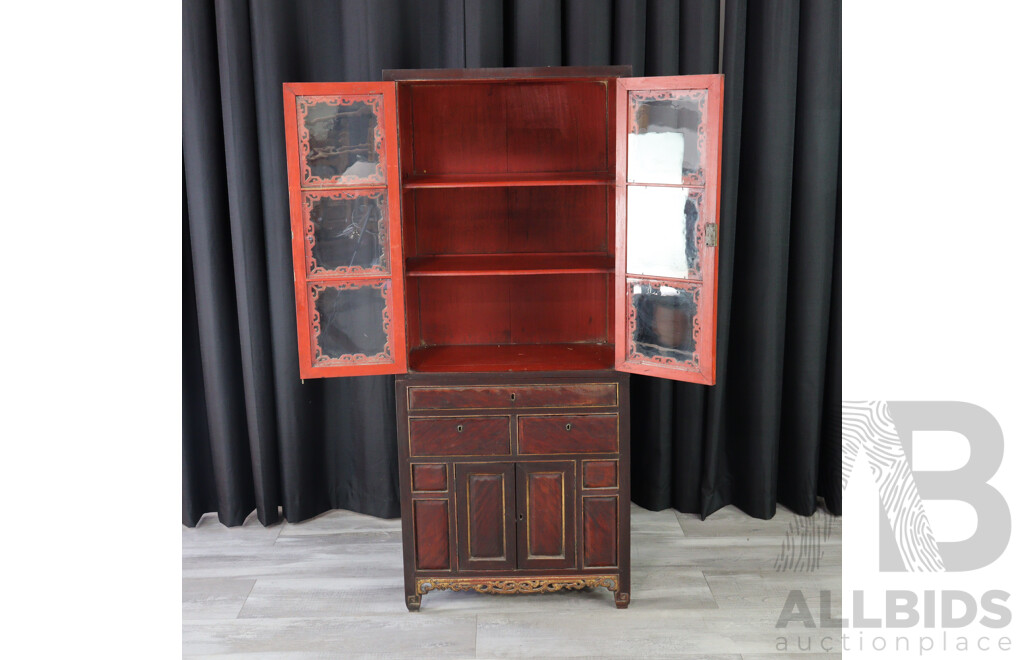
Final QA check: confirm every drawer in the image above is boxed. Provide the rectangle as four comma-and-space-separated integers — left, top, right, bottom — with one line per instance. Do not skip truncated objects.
517, 414, 618, 454
409, 416, 511, 457
409, 386, 513, 410
408, 383, 617, 410
512, 383, 618, 408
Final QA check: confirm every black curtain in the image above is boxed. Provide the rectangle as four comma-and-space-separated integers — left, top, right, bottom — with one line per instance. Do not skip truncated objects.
183, 0, 841, 527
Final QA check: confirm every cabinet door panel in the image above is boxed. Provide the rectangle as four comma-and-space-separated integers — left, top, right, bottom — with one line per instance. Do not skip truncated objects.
517, 461, 576, 570
615, 75, 722, 385
284, 82, 407, 378
455, 463, 516, 571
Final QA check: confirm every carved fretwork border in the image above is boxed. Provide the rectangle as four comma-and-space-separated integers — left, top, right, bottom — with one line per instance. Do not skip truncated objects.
416, 575, 618, 596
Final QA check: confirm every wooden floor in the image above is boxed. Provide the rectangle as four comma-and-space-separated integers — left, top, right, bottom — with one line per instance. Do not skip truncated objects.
183, 503, 841, 658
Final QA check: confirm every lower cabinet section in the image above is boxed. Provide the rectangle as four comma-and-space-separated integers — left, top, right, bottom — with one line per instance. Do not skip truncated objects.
398, 372, 630, 611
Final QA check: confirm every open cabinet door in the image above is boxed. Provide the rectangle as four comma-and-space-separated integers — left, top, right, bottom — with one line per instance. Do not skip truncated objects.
283, 83, 407, 378
614, 75, 723, 385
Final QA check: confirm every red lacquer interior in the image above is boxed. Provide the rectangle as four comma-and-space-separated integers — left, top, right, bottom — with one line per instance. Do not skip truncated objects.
397, 78, 617, 372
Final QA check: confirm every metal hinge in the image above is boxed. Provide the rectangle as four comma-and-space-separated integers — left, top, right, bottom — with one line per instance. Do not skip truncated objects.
705, 223, 718, 247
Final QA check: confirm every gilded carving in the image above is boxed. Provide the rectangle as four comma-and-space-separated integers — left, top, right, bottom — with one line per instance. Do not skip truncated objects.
416, 575, 618, 596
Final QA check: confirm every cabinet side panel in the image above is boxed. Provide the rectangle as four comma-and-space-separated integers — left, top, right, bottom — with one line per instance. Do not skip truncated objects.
413, 499, 451, 570
583, 495, 619, 568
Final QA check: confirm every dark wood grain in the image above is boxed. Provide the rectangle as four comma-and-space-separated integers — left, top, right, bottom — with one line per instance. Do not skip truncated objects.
411, 463, 447, 491
517, 461, 576, 570
518, 414, 618, 454
396, 371, 629, 609
456, 463, 516, 571
409, 386, 515, 410
582, 460, 618, 489
512, 383, 618, 408
412, 499, 450, 570
583, 495, 618, 568
408, 416, 511, 456
408, 383, 617, 410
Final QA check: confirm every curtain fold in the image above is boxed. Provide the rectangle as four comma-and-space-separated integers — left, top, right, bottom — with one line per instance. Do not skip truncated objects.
183, 0, 841, 526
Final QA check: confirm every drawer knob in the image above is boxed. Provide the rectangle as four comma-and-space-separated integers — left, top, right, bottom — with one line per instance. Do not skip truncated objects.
565, 423, 572, 431
457, 424, 464, 433
510, 393, 516, 401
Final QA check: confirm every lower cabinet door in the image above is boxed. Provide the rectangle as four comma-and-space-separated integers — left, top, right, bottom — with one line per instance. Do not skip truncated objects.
455, 463, 517, 571
516, 461, 577, 570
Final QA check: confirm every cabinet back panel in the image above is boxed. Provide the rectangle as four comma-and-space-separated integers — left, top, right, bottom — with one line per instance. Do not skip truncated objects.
409, 187, 610, 256
411, 274, 611, 347
407, 81, 609, 175
414, 278, 512, 346
509, 274, 609, 344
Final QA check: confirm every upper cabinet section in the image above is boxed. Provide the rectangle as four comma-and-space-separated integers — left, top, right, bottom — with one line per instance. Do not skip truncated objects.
284, 83, 408, 379
404, 81, 609, 177
614, 75, 723, 385
280, 69, 723, 383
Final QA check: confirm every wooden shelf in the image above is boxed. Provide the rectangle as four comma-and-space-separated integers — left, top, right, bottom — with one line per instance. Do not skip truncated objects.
403, 172, 614, 189
406, 253, 614, 277
409, 343, 615, 373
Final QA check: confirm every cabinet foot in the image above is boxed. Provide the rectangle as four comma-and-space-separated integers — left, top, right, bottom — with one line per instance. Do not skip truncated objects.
406, 594, 421, 612
614, 591, 630, 609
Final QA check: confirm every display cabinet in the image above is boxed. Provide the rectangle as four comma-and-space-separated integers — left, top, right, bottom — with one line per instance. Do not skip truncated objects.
282, 67, 723, 610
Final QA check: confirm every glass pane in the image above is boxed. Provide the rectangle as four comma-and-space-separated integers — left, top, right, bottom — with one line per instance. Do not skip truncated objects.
627, 90, 707, 185
298, 95, 385, 187
627, 279, 700, 369
626, 186, 703, 280
311, 281, 393, 364
305, 190, 388, 275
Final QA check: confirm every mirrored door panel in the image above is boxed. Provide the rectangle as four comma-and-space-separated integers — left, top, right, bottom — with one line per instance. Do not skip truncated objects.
297, 95, 386, 187
303, 189, 389, 276
308, 280, 394, 366
626, 89, 708, 186
284, 82, 407, 378
615, 75, 723, 385
626, 279, 701, 371
625, 186, 704, 281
